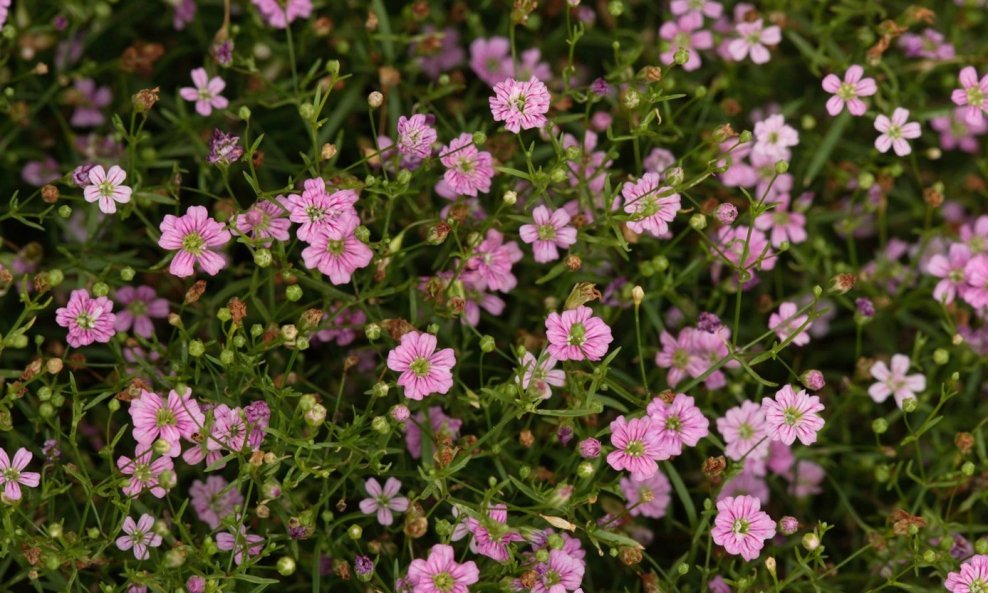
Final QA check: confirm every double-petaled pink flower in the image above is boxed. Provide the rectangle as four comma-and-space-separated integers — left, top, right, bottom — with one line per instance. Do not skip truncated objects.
761, 384, 825, 446
519, 206, 578, 263
439, 133, 495, 196
56, 289, 117, 348
387, 331, 456, 400
129, 387, 205, 457
821, 65, 877, 116
158, 206, 231, 277
711, 495, 776, 560
945, 555, 988, 593
489, 77, 550, 133
545, 306, 613, 362
606, 415, 665, 480
286, 179, 359, 241
407, 544, 480, 593
300, 227, 373, 285
645, 393, 709, 458
621, 172, 681, 238
396, 114, 438, 160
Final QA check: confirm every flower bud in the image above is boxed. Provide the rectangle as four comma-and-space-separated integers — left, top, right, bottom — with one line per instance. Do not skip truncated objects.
715, 203, 738, 225
689, 213, 707, 231
188, 339, 205, 357
480, 335, 495, 353
800, 370, 825, 391
774, 160, 789, 174
367, 91, 384, 108
802, 533, 820, 551
305, 403, 327, 426
348, 525, 363, 540
779, 516, 799, 535
503, 190, 518, 206
186, 576, 206, 593
365, 323, 382, 340
578, 438, 601, 458
872, 418, 888, 434
254, 248, 273, 267
371, 416, 389, 434
372, 382, 390, 398
472, 131, 487, 146
277, 557, 297, 576
390, 404, 410, 422
577, 461, 594, 478
286, 285, 303, 302
632, 285, 644, 306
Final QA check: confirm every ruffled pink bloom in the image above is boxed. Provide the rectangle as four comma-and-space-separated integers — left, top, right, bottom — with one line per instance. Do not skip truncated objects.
753, 114, 799, 162
129, 388, 205, 457
387, 331, 456, 400
951, 66, 988, 126
926, 243, 972, 304
606, 415, 665, 480
251, 0, 311, 28
82, 164, 133, 214
821, 65, 877, 116
158, 206, 231, 277
963, 254, 988, 308
621, 173, 680, 237
518, 352, 566, 399
545, 306, 613, 362
874, 108, 922, 156
234, 198, 292, 245
189, 475, 242, 529
768, 301, 811, 346
359, 477, 409, 526
0, 448, 41, 501
620, 471, 671, 518
868, 354, 926, 408
216, 527, 263, 566
519, 205, 578, 263
397, 114, 438, 160
945, 555, 988, 593
466, 504, 525, 562
646, 393, 709, 457
55, 289, 117, 348
301, 228, 373, 285
178, 68, 228, 116
711, 495, 776, 561
717, 401, 769, 462
116, 514, 162, 560
114, 285, 169, 338
287, 179, 360, 242
530, 549, 585, 593
439, 133, 495, 197
407, 544, 480, 593
659, 16, 713, 71
761, 384, 825, 446
462, 229, 523, 292
718, 469, 770, 504
728, 19, 781, 64
655, 328, 704, 387
469, 36, 513, 86
489, 77, 551, 133
786, 459, 825, 497
117, 449, 174, 498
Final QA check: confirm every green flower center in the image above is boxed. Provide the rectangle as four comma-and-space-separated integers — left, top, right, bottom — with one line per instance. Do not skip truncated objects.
76, 311, 96, 330
886, 124, 903, 140
512, 92, 527, 113
130, 300, 147, 316
568, 322, 586, 346
672, 348, 690, 369
305, 205, 325, 221
432, 571, 454, 593
156, 408, 177, 428
969, 579, 988, 593
98, 180, 116, 198
732, 518, 750, 535
182, 232, 205, 255
197, 88, 213, 101
625, 440, 645, 457
3, 467, 20, 482
537, 224, 557, 240
410, 357, 432, 377
544, 570, 561, 586
326, 239, 345, 256
837, 81, 857, 101
738, 423, 754, 440
967, 87, 985, 108
783, 406, 802, 426
134, 463, 152, 484
665, 415, 682, 432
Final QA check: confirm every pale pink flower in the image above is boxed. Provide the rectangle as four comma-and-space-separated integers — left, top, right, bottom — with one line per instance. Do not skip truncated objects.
469, 36, 513, 86
821, 65, 877, 116
158, 205, 232, 277
753, 114, 799, 162
129, 387, 205, 457
387, 331, 457, 400
251, 0, 311, 28
718, 470, 769, 505
216, 527, 263, 566
768, 301, 811, 346
116, 514, 162, 560
606, 415, 665, 480
462, 229, 523, 292
868, 354, 926, 408
646, 393, 710, 457
545, 306, 613, 362
951, 67, 988, 126
754, 196, 807, 247
761, 385, 825, 446
0, 448, 41, 501
55, 289, 117, 348
83, 165, 132, 214
530, 549, 585, 593
717, 401, 769, 462
874, 108, 922, 156
466, 504, 525, 562
711, 495, 776, 561
117, 449, 174, 498
286, 179, 359, 241
407, 544, 480, 593
620, 472, 671, 518
234, 198, 292, 245
963, 254, 988, 308
670, 0, 722, 26
655, 328, 704, 387
517, 352, 566, 400
397, 114, 438, 160
114, 285, 169, 339
621, 173, 681, 237
926, 243, 972, 304
189, 476, 242, 529
439, 133, 495, 197
728, 19, 781, 64
659, 17, 713, 72
178, 68, 228, 116
945, 555, 988, 593
301, 228, 373, 285
786, 459, 825, 497
519, 205, 578, 263
359, 477, 409, 526
489, 77, 551, 133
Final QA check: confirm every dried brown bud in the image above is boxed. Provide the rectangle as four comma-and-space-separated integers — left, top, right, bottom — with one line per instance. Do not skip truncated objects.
830, 273, 857, 295
343, 355, 359, 372
321, 143, 338, 161
41, 184, 59, 203
255, 503, 270, 518
434, 445, 457, 468
619, 546, 643, 566
380, 318, 416, 340
379, 66, 401, 90
923, 186, 943, 208
185, 280, 207, 305
703, 456, 727, 482
519, 429, 535, 448
46, 358, 63, 375
640, 66, 663, 83
563, 282, 601, 310
333, 559, 351, 580
365, 10, 379, 30
890, 508, 925, 536
134, 86, 160, 113
313, 16, 333, 36
227, 297, 247, 325
956, 432, 975, 456
564, 254, 582, 272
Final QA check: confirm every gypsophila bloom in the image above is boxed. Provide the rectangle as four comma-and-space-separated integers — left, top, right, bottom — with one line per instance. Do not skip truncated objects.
117, 449, 174, 498
178, 67, 228, 116
945, 555, 988, 593
578, 438, 601, 458
620, 471, 671, 518
519, 205, 578, 263
874, 108, 922, 156
359, 477, 410, 526
768, 301, 811, 346
952, 67, 988, 126
489, 77, 551, 133
235, 198, 292, 245
56, 289, 117, 348
530, 549, 585, 593
0, 448, 41, 501
711, 495, 777, 561
606, 415, 665, 480
646, 393, 710, 458
115, 514, 162, 560
868, 354, 926, 409
926, 243, 972, 304
251, 0, 311, 28
207, 129, 244, 165
129, 387, 205, 457
83, 165, 132, 214
466, 504, 525, 562
158, 205, 231, 277
287, 179, 359, 241
396, 114, 438, 160
761, 385, 825, 446
189, 476, 242, 529
439, 133, 495, 197
114, 285, 168, 338
545, 306, 614, 362
387, 331, 456, 400
671, 0, 722, 25
821, 65, 877, 116
717, 400, 769, 462
517, 352, 566, 399
301, 227, 373, 285
407, 544, 480, 593
729, 18, 781, 64
621, 173, 681, 237
216, 526, 264, 566
753, 114, 799, 161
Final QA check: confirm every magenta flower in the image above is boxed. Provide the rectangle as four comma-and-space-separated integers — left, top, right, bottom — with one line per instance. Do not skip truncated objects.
158, 205, 231, 277
387, 331, 456, 400
711, 495, 776, 560
397, 114, 438, 160
868, 354, 926, 408
466, 504, 525, 562
717, 400, 769, 462
926, 243, 972, 304
951, 66, 988, 126
530, 549, 586, 593
179, 68, 228, 116
469, 36, 513, 86
963, 254, 988, 308
359, 477, 410, 526
517, 352, 566, 400
234, 198, 292, 245
519, 206, 578, 263
621, 173, 681, 238
874, 108, 922, 156
462, 229, 523, 292
489, 77, 551, 133
655, 328, 703, 387
287, 179, 359, 241
659, 17, 713, 72
728, 19, 781, 64
606, 415, 665, 480
117, 449, 174, 498
768, 301, 811, 346
251, 0, 311, 28
114, 286, 168, 338
670, 0, 722, 26
189, 476, 242, 529
945, 555, 988, 593
129, 387, 205, 457
545, 306, 614, 362
300, 228, 373, 285
116, 514, 162, 560
407, 544, 480, 593
761, 384, 825, 446
439, 133, 495, 197
216, 526, 264, 566
645, 393, 710, 457
620, 472, 671, 518
55, 289, 117, 348
83, 165, 132, 214
0, 448, 41, 501
821, 65, 877, 116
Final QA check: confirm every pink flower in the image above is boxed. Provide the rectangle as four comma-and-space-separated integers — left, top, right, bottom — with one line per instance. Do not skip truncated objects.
606, 415, 665, 480
821, 65, 877, 116
189, 476, 242, 529
714, 226, 777, 281
670, 0, 722, 26
439, 133, 495, 197
404, 407, 462, 459
754, 196, 807, 247
469, 37, 513, 86
530, 549, 585, 593
768, 301, 811, 346
517, 352, 566, 400
467, 504, 525, 562
926, 243, 972, 304
216, 526, 263, 566
83, 165, 132, 214
71, 78, 112, 128
711, 495, 776, 561
898, 29, 955, 61
728, 19, 781, 64
117, 449, 174, 498
397, 114, 438, 160
251, 0, 311, 28
717, 401, 769, 462
659, 17, 713, 72
301, 228, 373, 285
868, 354, 926, 408
753, 114, 799, 162
489, 77, 551, 133
462, 229, 523, 292
178, 68, 228, 116
114, 286, 169, 338
655, 328, 704, 387
387, 331, 457, 400
234, 198, 292, 245
718, 470, 769, 505
620, 472, 671, 518
0, 448, 41, 501
519, 206, 578, 263
951, 67, 988, 126
407, 544, 480, 593
945, 555, 988, 593
129, 387, 205, 457
963, 254, 988, 308
621, 173, 681, 237
545, 306, 613, 362
646, 393, 710, 457
287, 179, 360, 242
874, 108, 922, 156
786, 459, 825, 497
55, 289, 117, 348
158, 206, 231, 277
359, 477, 409, 526
115, 514, 162, 560
761, 384, 825, 446
930, 108, 988, 153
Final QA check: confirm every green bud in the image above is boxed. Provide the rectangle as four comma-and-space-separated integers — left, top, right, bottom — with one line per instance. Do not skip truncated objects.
372, 382, 390, 398
435, 519, 453, 538
239, 106, 252, 121
396, 168, 412, 186
39, 403, 54, 418
922, 549, 937, 563
689, 213, 707, 231
872, 418, 888, 434
962, 461, 975, 476
188, 339, 205, 357
87, 527, 100, 539
550, 167, 568, 184
875, 464, 891, 482
299, 394, 317, 412
108, 399, 120, 412
250, 323, 264, 337
254, 248, 273, 268
801, 114, 817, 130
286, 285, 303, 302
608, 1, 624, 17
326, 60, 340, 76
977, 539, 988, 555
677, 562, 689, 575
933, 348, 949, 365
233, 335, 246, 348
277, 557, 296, 576
902, 397, 918, 413
119, 266, 136, 281
480, 335, 495, 353
153, 439, 172, 456
774, 160, 789, 174
304, 403, 327, 427
365, 323, 382, 341
673, 47, 689, 65
298, 103, 316, 121
217, 308, 232, 322
48, 523, 63, 539
347, 525, 363, 540
739, 130, 753, 143
371, 416, 389, 434
427, 323, 440, 334
92, 282, 110, 297
472, 131, 487, 146
219, 350, 235, 365
577, 461, 594, 478
354, 225, 371, 243
535, 548, 550, 563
